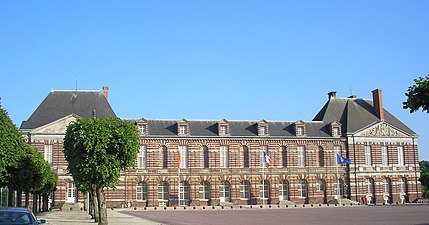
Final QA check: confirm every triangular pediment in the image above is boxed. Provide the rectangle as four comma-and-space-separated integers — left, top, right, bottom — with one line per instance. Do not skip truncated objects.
31, 114, 81, 134
355, 122, 410, 137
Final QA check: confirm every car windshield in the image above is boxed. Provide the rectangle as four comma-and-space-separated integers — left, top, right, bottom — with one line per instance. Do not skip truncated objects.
0, 211, 34, 225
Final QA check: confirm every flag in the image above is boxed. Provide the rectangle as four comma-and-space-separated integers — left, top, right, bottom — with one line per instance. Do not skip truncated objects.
263, 151, 274, 166
178, 151, 181, 168
336, 154, 351, 165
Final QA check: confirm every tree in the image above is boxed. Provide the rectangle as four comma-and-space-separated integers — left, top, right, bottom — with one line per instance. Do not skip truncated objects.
63, 117, 140, 225
403, 74, 429, 113
420, 160, 429, 198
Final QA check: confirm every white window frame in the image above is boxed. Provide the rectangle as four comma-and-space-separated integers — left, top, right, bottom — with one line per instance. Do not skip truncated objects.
383, 178, 391, 195
316, 179, 326, 192
44, 144, 53, 164
220, 181, 230, 202
298, 180, 308, 198
179, 125, 187, 135
332, 127, 340, 136
296, 126, 304, 136
279, 180, 289, 201
366, 178, 374, 195
381, 146, 389, 166
297, 146, 306, 167
240, 180, 250, 199
136, 181, 148, 201
199, 181, 210, 200
219, 125, 227, 135
400, 177, 407, 194
157, 182, 169, 201
259, 180, 269, 200
137, 145, 147, 169
260, 126, 267, 136
364, 146, 372, 166
179, 145, 188, 169
179, 181, 190, 204
138, 125, 147, 135
220, 146, 229, 168
397, 146, 404, 166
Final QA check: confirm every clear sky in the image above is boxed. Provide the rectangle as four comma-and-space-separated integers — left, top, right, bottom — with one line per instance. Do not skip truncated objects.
1, 1, 428, 160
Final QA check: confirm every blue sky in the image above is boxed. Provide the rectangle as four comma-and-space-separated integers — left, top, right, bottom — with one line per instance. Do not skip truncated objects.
1, 1, 428, 160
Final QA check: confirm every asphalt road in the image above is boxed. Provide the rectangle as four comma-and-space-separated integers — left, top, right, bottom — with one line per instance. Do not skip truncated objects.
121, 204, 429, 225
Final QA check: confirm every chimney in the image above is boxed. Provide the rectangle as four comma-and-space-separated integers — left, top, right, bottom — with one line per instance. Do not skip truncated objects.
372, 88, 384, 120
328, 91, 337, 100
103, 86, 109, 100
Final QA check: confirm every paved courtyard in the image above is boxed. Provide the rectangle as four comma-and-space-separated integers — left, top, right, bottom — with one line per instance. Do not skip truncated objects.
120, 204, 429, 225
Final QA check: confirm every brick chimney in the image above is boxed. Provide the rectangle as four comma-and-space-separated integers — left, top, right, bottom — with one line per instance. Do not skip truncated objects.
328, 91, 337, 100
372, 88, 384, 120
103, 86, 109, 100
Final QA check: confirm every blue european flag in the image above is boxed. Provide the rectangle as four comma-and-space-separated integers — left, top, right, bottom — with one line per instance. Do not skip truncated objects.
336, 154, 351, 165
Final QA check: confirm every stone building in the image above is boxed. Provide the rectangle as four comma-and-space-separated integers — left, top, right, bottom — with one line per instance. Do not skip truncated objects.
20, 87, 420, 207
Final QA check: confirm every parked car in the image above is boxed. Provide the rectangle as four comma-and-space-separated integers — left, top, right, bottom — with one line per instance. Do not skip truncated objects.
0, 207, 46, 225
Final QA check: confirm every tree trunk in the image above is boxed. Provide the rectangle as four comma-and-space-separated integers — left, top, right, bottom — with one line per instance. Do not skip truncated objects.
16, 190, 22, 207
7, 187, 14, 207
42, 193, 49, 211
96, 186, 108, 225
91, 186, 99, 222
32, 194, 37, 214
24, 192, 29, 207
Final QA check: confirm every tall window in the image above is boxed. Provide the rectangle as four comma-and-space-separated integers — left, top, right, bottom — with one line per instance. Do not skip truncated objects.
260, 145, 268, 167
220, 181, 230, 202
400, 177, 408, 194
397, 146, 404, 166
157, 181, 169, 201
366, 178, 375, 196
44, 144, 53, 164
260, 126, 267, 136
220, 146, 229, 168
316, 179, 326, 192
138, 124, 147, 135
199, 181, 210, 200
318, 146, 325, 167
219, 125, 227, 135
179, 146, 188, 169
240, 180, 250, 199
383, 177, 391, 195
282, 146, 287, 167
336, 179, 344, 197
179, 125, 187, 135
298, 180, 308, 198
243, 146, 249, 168
203, 146, 209, 168
297, 146, 306, 167
137, 145, 147, 169
332, 127, 340, 136
162, 146, 168, 168
364, 146, 372, 166
296, 126, 304, 136
279, 180, 289, 201
179, 181, 190, 205
381, 146, 389, 166
259, 180, 270, 199
136, 182, 148, 201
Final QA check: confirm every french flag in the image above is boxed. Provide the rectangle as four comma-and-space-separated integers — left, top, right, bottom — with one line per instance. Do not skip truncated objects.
263, 151, 273, 166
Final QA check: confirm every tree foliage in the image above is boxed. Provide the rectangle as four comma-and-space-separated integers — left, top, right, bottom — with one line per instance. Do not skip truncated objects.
403, 74, 429, 113
420, 160, 429, 198
0, 103, 26, 186
63, 117, 140, 225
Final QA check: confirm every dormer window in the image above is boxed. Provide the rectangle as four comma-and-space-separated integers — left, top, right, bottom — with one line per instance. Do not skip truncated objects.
330, 122, 341, 137
177, 119, 189, 136
136, 118, 148, 136
258, 120, 269, 136
218, 119, 229, 136
295, 120, 305, 137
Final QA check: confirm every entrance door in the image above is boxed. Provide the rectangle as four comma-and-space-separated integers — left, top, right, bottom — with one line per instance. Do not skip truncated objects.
67, 182, 76, 203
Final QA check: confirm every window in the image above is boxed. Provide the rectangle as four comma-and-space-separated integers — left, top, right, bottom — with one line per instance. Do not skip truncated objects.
318, 146, 325, 167
383, 177, 391, 195
260, 145, 268, 167
240, 180, 250, 199
162, 146, 168, 168
44, 144, 53, 164
203, 146, 209, 168
220, 146, 229, 168
179, 146, 188, 169
179, 125, 187, 135
220, 181, 230, 202
400, 177, 408, 194
137, 145, 147, 169
259, 180, 270, 200
316, 179, 326, 192
296, 126, 304, 136
179, 181, 189, 205
260, 126, 267, 136
336, 179, 344, 197
157, 181, 169, 201
138, 124, 147, 135
366, 178, 374, 196
136, 182, 148, 201
381, 146, 389, 166
243, 146, 249, 168
298, 180, 308, 198
397, 146, 404, 166
282, 146, 287, 167
279, 180, 289, 201
219, 125, 228, 135
199, 181, 210, 200
332, 127, 340, 136
297, 146, 306, 167
364, 146, 372, 166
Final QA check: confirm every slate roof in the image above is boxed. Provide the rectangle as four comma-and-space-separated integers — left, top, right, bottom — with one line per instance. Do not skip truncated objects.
312, 97, 416, 135
21, 90, 116, 129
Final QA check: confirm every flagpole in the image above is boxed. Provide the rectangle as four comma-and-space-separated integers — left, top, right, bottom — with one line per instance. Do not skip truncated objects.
178, 151, 181, 207
336, 161, 342, 206
262, 160, 265, 205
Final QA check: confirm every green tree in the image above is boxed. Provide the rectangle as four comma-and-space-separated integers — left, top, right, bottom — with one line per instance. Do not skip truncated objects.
63, 117, 140, 225
420, 160, 429, 198
403, 74, 429, 113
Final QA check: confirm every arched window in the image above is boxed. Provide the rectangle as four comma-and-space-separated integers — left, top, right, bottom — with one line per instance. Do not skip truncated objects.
366, 178, 375, 196
240, 180, 250, 199
336, 178, 345, 197
179, 181, 190, 205
298, 179, 308, 198
318, 146, 325, 167
259, 180, 270, 200
157, 181, 169, 206
400, 177, 408, 195
220, 181, 231, 202
316, 179, 326, 192
136, 181, 148, 201
199, 181, 210, 200
279, 180, 289, 201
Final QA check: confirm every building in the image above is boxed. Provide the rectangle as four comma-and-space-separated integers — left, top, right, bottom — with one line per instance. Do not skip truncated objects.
20, 87, 420, 208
